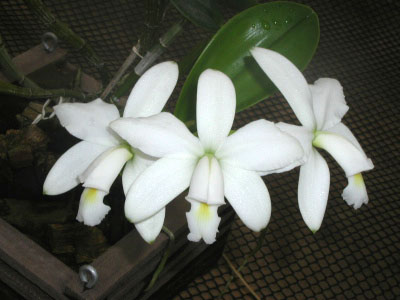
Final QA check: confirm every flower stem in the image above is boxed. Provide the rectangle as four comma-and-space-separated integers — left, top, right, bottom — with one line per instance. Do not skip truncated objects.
134, 20, 185, 76
219, 227, 268, 298
23, 0, 110, 84
0, 80, 95, 101
222, 253, 261, 300
144, 225, 175, 292
110, 20, 185, 102
0, 34, 40, 89
100, 45, 140, 101
101, 0, 169, 101
140, 0, 170, 53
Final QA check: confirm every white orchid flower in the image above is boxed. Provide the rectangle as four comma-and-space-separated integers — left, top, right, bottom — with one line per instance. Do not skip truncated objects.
43, 61, 178, 241
251, 47, 374, 232
110, 69, 304, 244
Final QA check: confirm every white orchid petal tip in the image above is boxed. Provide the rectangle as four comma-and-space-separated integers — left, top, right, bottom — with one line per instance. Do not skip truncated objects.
342, 173, 369, 209
186, 200, 221, 244
76, 188, 110, 226
134, 209, 165, 243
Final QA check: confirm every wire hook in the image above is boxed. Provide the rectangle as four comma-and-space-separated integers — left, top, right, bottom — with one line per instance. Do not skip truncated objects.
41, 32, 58, 53
79, 265, 98, 289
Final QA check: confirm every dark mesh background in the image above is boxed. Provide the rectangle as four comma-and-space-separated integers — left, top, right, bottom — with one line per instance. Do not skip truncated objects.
1, 0, 399, 299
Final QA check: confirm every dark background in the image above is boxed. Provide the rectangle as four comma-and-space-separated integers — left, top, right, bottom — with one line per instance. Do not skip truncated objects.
0, 0, 399, 299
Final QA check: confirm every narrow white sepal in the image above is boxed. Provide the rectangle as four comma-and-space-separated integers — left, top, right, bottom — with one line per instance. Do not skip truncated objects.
123, 61, 179, 118
342, 173, 369, 209
122, 152, 155, 195
251, 47, 316, 130
43, 141, 108, 195
134, 209, 166, 244
196, 69, 236, 152
110, 113, 203, 158
186, 200, 221, 244
187, 156, 225, 205
80, 146, 133, 193
54, 98, 121, 146
217, 119, 304, 175
125, 156, 196, 223
221, 163, 271, 232
76, 188, 110, 226
298, 149, 330, 232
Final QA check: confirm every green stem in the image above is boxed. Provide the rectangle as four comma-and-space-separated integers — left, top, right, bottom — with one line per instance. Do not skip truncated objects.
139, 0, 170, 53
0, 34, 40, 89
144, 225, 175, 292
222, 253, 261, 300
134, 20, 184, 76
110, 20, 187, 102
23, 0, 110, 84
0, 80, 95, 101
219, 227, 268, 298
100, 45, 140, 101
101, 0, 169, 101
72, 66, 82, 90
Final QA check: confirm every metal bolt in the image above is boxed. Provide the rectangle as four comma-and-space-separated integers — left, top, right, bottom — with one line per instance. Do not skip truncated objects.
41, 32, 58, 53
79, 265, 98, 289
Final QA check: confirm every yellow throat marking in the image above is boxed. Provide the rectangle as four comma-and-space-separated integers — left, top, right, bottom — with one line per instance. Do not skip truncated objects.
85, 188, 98, 203
197, 203, 212, 221
353, 173, 364, 187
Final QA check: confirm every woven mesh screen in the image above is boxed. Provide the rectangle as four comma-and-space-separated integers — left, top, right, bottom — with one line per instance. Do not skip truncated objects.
1, 0, 399, 299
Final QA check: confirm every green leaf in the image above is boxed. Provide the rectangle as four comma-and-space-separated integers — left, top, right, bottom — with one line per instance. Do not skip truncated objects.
171, 0, 223, 30
174, 1, 319, 123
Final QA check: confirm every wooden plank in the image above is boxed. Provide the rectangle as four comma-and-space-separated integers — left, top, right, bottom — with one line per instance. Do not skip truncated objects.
0, 44, 101, 94
0, 259, 53, 300
136, 208, 234, 300
0, 44, 67, 82
0, 185, 234, 300
66, 194, 234, 300
0, 218, 76, 300
64, 62, 102, 94
68, 194, 189, 299
111, 207, 234, 300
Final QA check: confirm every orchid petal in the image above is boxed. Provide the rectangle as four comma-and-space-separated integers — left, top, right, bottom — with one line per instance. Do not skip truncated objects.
221, 163, 271, 232
43, 141, 108, 195
326, 122, 366, 153
310, 78, 349, 131
326, 123, 372, 207
76, 188, 111, 226
80, 146, 133, 193
186, 200, 221, 244
54, 98, 121, 146
197, 69, 236, 152
110, 113, 203, 158
313, 131, 374, 177
298, 148, 330, 232
251, 47, 316, 130
276, 122, 314, 163
123, 61, 179, 118
122, 152, 155, 195
134, 208, 165, 244
187, 155, 225, 205
342, 173, 369, 209
217, 119, 304, 175
125, 156, 196, 223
